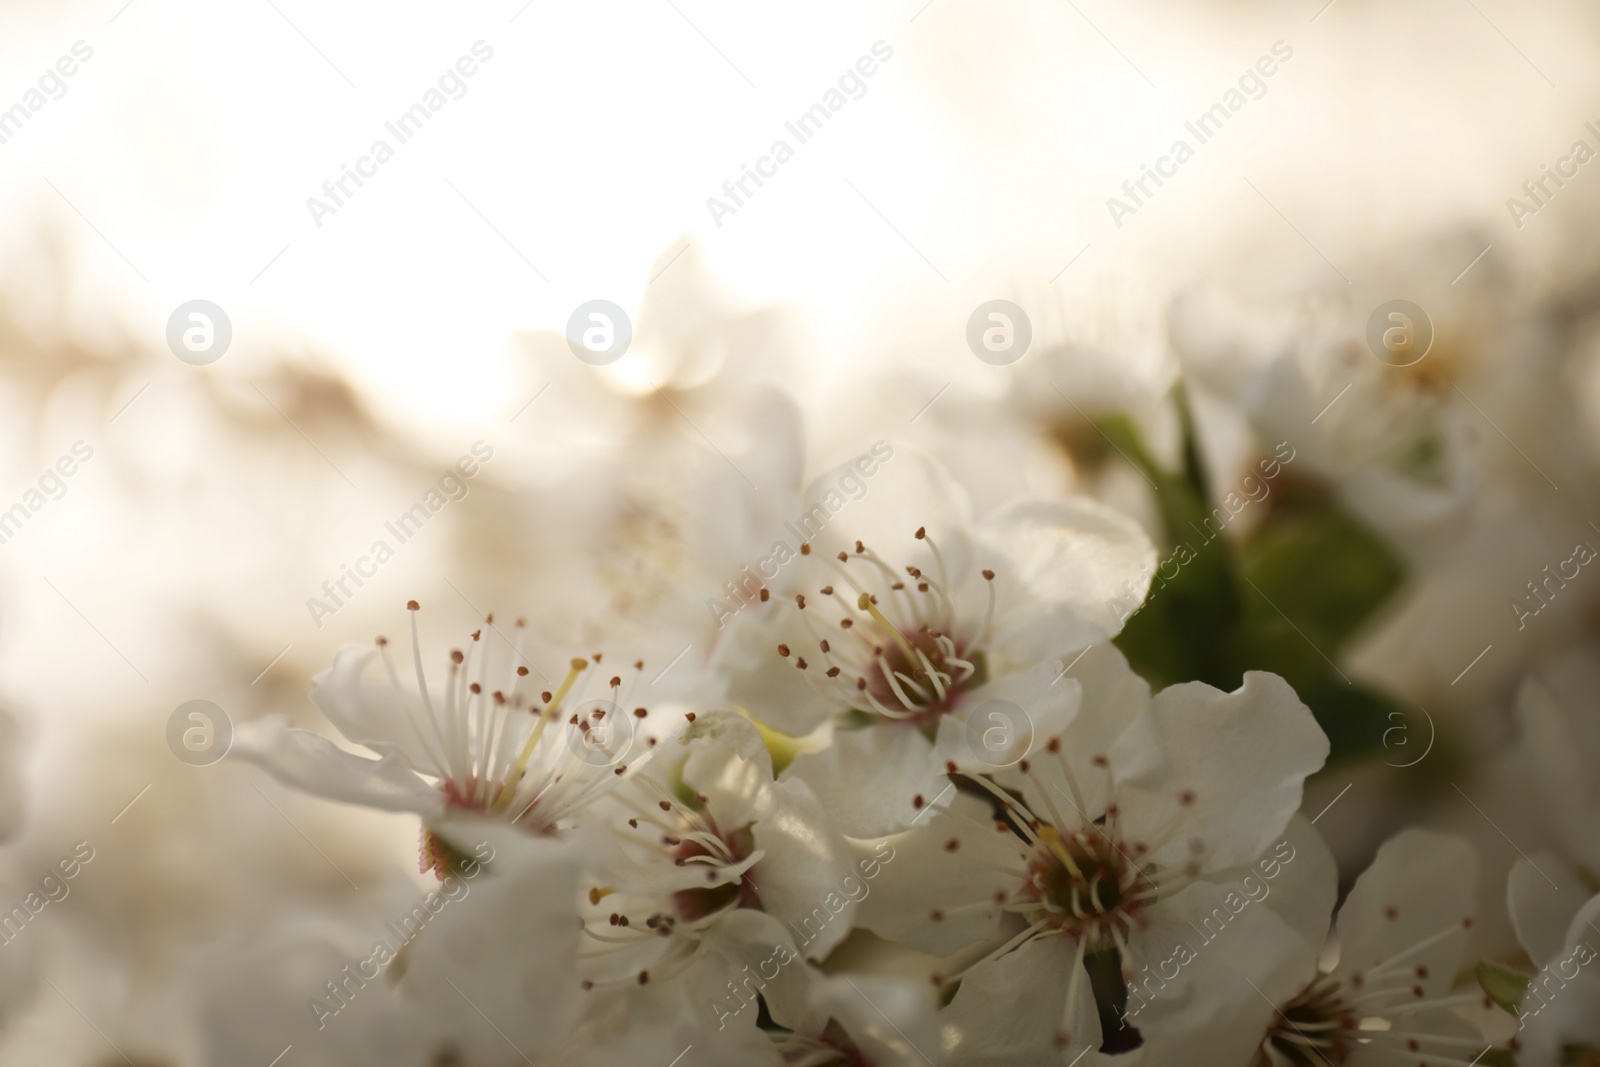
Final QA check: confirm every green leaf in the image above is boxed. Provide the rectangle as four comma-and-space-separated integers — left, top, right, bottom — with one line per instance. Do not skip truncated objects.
1100, 403, 1408, 766
1476, 960, 1531, 1016
1241, 478, 1404, 654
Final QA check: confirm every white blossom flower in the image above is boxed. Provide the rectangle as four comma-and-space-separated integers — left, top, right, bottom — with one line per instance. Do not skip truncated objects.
715, 450, 1155, 836
573, 711, 858, 1034
1126, 825, 1492, 1067
233, 604, 687, 869
854, 646, 1328, 1060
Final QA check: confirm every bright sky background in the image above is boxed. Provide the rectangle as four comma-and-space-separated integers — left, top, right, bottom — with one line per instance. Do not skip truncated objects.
0, 0, 1595, 437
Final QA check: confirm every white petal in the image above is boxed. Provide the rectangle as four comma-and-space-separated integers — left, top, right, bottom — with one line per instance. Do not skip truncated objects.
680, 710, 777, 831
398, 830, 585, 1061
1113, 671, 1328, 871
782, 724, 944, 837
232, 716, 445, 817
714, 602, 839, 735
800, 446, 976, 578
982, 495, 1156, 661
1508, 852, 1591, 966
695, 908, 814, 1029
311, 645, 441, 770
1333, 829, 1476, 999
800, 973, 944, 1067
1517, 675, 1600, 871
930, 661, 1079, 775
1125, 814, 1333, 1046
1008, 643, 1149, 823
854, 798, 1013, 958
750, 778, 860, 960
1124, 878, 1311, 1039
941, 934, 1102, 1066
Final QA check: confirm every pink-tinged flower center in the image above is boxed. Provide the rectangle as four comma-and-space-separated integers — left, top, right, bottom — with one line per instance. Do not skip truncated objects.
774, 530, 996, 728
1254, 916, 1492, 1067
783, 1019, 876, 1067
671, 821, 759, 921
1022, 825, 1150, 947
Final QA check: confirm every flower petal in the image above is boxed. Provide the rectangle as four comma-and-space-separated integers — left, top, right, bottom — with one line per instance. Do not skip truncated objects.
982, 495, 1156, 661
1113, 671, 1328, 871
1508, 851, 1590, 966
941, 934, 1101, 1066
1333, 829, 1476, 1000
311, 645, 441, 771
853, 797, 1013, 958
232, 716, 445, 817
782, 724, 945, 838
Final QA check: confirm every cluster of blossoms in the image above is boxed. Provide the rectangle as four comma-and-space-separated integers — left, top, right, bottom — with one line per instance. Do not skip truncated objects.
218, 447, 1551, 1067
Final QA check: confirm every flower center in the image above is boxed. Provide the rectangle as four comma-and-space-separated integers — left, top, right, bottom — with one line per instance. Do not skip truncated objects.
671, 821, 759, 921
1256, 982, 1357, 1067
1020, 825, 1149, 949
782, 1019, 875, 1067
776, 531, 996, 728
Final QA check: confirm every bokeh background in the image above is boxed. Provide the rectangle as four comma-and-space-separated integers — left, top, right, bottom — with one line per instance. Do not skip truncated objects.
3, 0, 1600, 1061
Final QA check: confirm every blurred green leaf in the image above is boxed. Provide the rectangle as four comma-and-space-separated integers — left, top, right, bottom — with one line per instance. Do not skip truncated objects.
1241, 480, 1404, 654
1476, 960, 1531, 1016
1101, 404, 1406, 766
